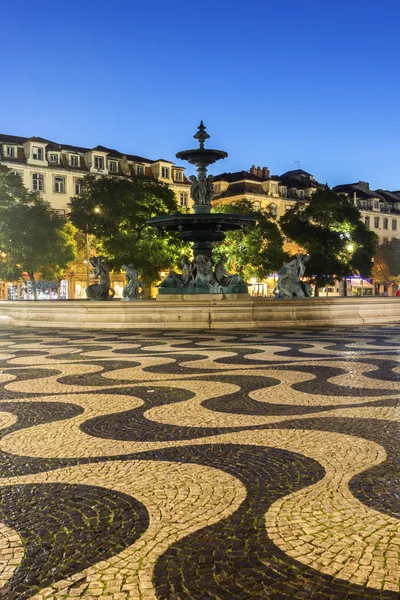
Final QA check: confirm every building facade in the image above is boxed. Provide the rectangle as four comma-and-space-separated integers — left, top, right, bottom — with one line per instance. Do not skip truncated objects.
332, 181, 400, 245
0, 133, 192, 214
0, 133, 192, 299
213, 167, 400, 297
212, 165, 319, 255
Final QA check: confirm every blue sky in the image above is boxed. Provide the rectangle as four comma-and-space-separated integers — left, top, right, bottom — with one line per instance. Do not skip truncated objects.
1, 0, 400, 189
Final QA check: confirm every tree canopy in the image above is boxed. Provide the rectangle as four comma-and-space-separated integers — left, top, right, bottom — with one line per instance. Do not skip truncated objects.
212, 199, 289, 280
279, 188, 379, 291
68, 174, 188, 285
372, 238, 400, 284
0, 165, 77, 299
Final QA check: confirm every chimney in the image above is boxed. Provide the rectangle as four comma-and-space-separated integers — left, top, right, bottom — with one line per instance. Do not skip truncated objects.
262, 166, 270, 179
257, 166, 262, 177
250, 165, 257, 176
358, 181, 370, 191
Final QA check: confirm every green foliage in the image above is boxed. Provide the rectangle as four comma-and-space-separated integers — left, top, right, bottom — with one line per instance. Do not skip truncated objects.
279, 188, 378, 287
68, 174, 188, 285
212, 199, 289, 279
0, 165, 77, 298
372, 239, 400, 283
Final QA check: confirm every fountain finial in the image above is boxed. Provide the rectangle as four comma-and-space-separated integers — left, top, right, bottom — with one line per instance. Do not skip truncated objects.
193, 121, 210, 149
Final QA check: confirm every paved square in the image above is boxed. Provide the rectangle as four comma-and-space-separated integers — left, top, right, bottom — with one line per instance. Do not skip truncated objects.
0, 325, 399, 599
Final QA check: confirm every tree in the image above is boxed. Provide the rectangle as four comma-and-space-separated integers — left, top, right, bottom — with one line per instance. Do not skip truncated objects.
0, 165, 77, 299
372, 239, 400, 285
279, 188, 379, 294
212, 199, 289, 280
68, 174, 188, 287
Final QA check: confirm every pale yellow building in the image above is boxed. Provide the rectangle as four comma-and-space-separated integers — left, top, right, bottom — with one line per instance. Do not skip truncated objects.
0, 133, 192, 299
0, 133, 192, 214
333, 181, 400, 245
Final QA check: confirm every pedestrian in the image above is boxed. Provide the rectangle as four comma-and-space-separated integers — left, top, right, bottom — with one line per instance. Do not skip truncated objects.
396, 288, 400, 297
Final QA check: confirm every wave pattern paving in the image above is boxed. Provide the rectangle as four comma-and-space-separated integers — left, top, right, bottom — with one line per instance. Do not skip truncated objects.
0, 325, 398, 599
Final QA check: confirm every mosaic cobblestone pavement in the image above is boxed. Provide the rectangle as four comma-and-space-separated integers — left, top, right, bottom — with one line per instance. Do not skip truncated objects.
0, 326, 399, 600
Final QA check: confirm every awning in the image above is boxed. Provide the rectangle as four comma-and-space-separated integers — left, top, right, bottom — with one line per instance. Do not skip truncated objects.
349, 280, 373, 288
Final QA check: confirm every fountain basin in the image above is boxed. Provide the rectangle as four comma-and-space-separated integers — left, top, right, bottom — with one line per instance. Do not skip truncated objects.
148, 213, 256, 234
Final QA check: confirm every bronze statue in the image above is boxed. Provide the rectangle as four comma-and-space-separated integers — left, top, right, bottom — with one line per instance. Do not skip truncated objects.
86, 256, 115, 300
121, 264, 145, 300
214, 255, 246, 287
158, 256, 195, 289
194, 254, 217, 287
189, 174, 214, 206
273, 254, 312, 299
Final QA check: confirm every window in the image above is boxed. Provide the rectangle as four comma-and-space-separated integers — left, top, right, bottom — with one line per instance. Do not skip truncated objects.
54, 176, 65, 193
175, 170, 183, 181
180, 192, 188, 207
75, 178, 83, 195
213, 184, 220, 195
70, 155, 79, 167
32, 146, 44, 160
32, 173, 44, 191
49, 153, 58, 164
55, 209, 66, 216
298, 190, 305, 200
374, 216, 380, 228
6, 146, 15, 158
393, 219, 398, 231
365, 216, 370, 228
94, 156, 104, 170
280, 186, 287, 198
361, 200, 367, 209
136, 165, 144, 175
383, 237, 388, 244
269, 203, 277, 216
380, 203, 384, 211
161, 166, 170, 178
373, 200, 379, 209
253, 201, 261, 211
270, 183, 278, 195
383, 218, 388, 230
109, 160, 117, 173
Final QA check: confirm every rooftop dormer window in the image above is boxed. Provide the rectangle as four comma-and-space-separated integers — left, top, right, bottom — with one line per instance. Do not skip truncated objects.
161, 166, 170, 179
70, 155, 79, 167
109, 160, 117, 173
175, 170, 183, 181
6, 146, 15, 158
94, 156, 104, 170
32, 147, 44, 160
270, 183, 278, 195
49, 153, 58, 164
136, 165, 144, 175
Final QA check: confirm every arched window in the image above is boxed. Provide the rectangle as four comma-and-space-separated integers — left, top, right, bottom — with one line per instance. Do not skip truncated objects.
32, 173, 44, 191
269, 202, 277, 216
54, 176, 65, 193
